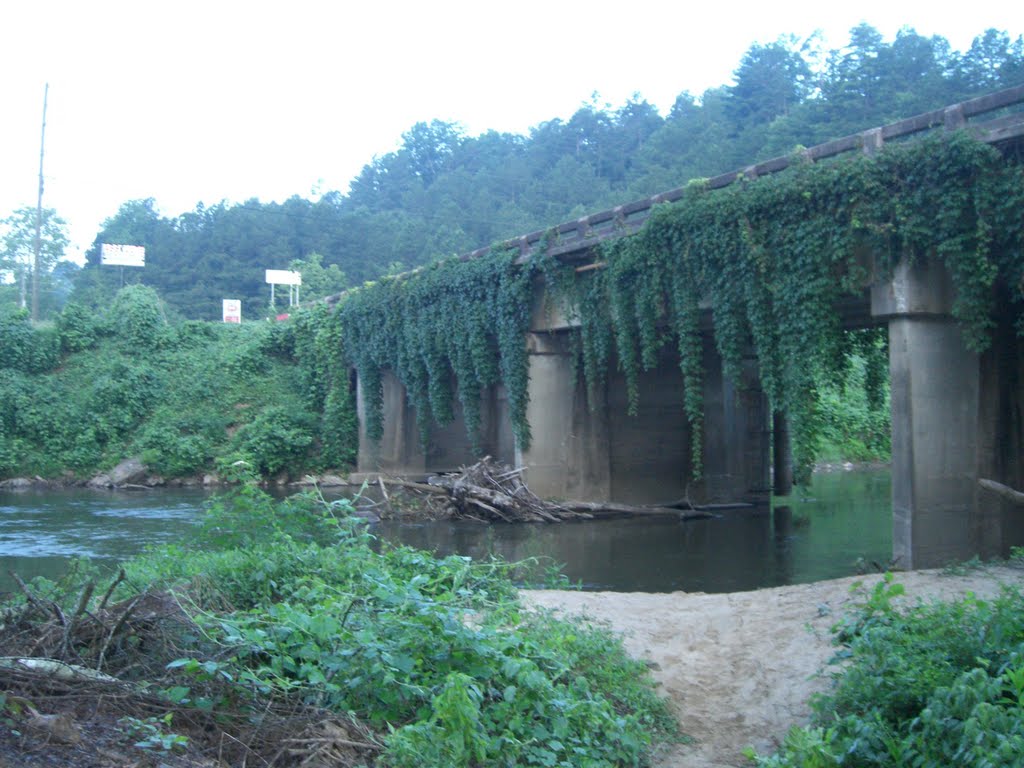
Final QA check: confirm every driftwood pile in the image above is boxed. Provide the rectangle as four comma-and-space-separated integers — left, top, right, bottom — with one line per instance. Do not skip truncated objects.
0, 570, 381, 767
373, 457, 712, 523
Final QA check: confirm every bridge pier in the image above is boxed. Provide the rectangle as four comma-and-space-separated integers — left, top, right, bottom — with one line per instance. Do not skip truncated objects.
873, 258, 1024, 568
517, 332, 610, 501
517, 329, 770, 505
355, 371, 515, 477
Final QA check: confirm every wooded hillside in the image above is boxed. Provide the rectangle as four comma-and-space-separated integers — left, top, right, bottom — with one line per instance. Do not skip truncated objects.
64, 25, 1024, 320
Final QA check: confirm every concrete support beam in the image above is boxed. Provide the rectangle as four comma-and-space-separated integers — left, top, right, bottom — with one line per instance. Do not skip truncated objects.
772, 411, 793, 497
519, 331, 769, 506
356, 371, 514, 477
357, 371, 426, 475
699, 342, 771, 504
873, 258, 981, 568
518, 332, 611, 501
886, 317, 979, 568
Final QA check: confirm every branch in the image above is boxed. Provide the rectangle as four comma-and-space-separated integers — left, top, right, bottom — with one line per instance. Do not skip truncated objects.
979, 478, 1024, 505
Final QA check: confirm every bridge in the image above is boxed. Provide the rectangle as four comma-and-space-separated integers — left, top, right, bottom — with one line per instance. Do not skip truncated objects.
338, 85, 1024, 571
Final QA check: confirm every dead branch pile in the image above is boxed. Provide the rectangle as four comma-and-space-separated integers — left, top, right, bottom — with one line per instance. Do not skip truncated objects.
0, 572, 381, 767
374, 457, 708, 523
377, 457, 585, 522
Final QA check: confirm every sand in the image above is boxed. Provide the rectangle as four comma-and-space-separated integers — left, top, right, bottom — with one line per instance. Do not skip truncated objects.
525, 565, 1024, 767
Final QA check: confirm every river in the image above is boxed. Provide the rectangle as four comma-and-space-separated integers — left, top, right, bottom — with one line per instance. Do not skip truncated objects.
0, 468, 891, 594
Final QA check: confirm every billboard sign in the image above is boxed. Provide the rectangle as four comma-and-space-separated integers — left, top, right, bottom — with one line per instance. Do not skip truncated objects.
265, 269, 301, 286
223, 299, 242, 323
100, 243, 145, 267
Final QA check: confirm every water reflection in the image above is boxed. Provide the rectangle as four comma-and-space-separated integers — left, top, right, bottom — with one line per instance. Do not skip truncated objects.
376, 469, 892, 593
0, 469, 891, 594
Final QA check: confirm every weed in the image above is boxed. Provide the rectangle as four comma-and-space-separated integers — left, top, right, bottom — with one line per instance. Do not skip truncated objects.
750, 579, 1024, 767
113, 484, 675, 767
119, 713, 189, 752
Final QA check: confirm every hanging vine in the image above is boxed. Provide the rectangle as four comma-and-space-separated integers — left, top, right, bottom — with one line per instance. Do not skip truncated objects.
540, 132, 1024, 483
335, 249, 536, 453
323, 131, 1023, 484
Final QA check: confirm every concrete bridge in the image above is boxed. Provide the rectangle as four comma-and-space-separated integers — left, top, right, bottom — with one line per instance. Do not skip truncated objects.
350, 85, 1024, 570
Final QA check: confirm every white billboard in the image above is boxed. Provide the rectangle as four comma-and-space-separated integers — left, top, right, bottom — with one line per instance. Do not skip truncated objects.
265, 269, 301, 286
223, 299, 242, 323
101, 243, 145, 267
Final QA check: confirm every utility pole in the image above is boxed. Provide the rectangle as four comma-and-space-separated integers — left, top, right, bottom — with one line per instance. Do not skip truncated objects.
31, 83, 48, 323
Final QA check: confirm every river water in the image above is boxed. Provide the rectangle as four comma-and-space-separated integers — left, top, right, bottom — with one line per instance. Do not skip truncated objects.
0, 469, 891, 594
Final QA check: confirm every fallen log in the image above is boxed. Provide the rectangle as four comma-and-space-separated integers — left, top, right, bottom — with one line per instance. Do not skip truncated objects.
979, 478, 1024, 505
559, 500, 714, 520
379, 477, 449, 495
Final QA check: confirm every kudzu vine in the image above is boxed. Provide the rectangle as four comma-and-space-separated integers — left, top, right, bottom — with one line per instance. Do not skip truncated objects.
328, 131, 1024, 484
335, 250, 535, 453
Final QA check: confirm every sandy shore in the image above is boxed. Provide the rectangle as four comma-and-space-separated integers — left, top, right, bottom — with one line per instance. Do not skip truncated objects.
526, 565, 1024, 767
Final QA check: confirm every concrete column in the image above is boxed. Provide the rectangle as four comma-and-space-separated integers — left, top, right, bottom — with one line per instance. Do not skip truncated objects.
356, 370, 426, 475
518, 332, 611, 501
700, 341, 771, 504
356, 371, 515, 477
872, 258, 980, 568
772, 411, 793, 497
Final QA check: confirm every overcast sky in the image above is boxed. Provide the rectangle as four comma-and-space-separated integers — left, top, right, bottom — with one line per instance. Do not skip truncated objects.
2, 1, 1023, 263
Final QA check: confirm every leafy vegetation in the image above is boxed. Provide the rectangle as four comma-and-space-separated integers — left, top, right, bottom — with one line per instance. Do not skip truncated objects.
747, 572, 1024, 767
9, 477, 676, 766
336, 248, 535, 452
0, 290, 357, 480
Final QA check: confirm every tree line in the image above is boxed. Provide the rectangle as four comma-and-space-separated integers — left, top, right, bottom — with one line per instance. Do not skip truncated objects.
3, 24, 1023, 321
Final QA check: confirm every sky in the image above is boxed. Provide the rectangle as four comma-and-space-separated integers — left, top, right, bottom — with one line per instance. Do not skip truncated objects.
2, 1, 1023, 264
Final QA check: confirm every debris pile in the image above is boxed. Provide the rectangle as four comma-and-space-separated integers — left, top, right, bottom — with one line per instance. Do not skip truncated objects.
371, 457, 710, 523
0, 569, 380, 767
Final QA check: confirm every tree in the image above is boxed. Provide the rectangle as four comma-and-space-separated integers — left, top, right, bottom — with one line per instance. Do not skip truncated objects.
288, 252, 348, 302
401, 120, 464, 185
959, 29, 1024, 92
727, 38, 812, 128
0, 206, 69, 318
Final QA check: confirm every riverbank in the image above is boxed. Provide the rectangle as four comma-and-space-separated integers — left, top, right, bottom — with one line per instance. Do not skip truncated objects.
0, 458, 354, 491
527, 564, 1024, 767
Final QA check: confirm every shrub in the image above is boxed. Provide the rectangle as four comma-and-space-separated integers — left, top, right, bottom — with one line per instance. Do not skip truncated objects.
229, 405, 315, 475
120, 487, 676, 768
110, 284, 166, 348
749, 580, 1024, 767
57, 302, 97, 352
138, 422, 212, 478
0, 309, 61, 373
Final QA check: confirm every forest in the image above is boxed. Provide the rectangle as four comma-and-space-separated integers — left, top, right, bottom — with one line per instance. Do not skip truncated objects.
3, 24, 1020, 322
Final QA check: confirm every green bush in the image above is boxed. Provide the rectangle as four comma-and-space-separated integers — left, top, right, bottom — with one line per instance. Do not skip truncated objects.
138, 423, 211, 478
119, 486, 675, 767
749, 579, 1024, 767
110, 284, 166, 347
229, 404, 315, 475
0, 309, 61, 373
57, 302, 97, 352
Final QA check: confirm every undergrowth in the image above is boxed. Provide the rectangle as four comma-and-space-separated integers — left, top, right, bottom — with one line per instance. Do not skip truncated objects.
108, 472, 677, 766
747, 572, 1024, 767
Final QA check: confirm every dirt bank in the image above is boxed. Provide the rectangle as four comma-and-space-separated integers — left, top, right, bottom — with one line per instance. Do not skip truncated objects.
526, 565, 1024, 768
